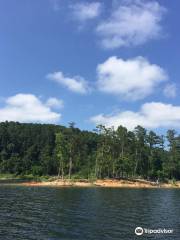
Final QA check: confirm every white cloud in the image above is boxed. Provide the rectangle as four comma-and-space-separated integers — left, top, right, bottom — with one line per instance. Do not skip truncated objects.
47, 71, 89, 94
163, 83, 177, 98
70, 2, 102, 21
90, 102, 180, 130
96, 0, 166, 49
46, 97, 64, 109
0, 94, 61, 123
97, 56, 167, 100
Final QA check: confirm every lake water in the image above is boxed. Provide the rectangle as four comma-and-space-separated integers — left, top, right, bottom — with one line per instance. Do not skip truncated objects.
0, 185, 179, 240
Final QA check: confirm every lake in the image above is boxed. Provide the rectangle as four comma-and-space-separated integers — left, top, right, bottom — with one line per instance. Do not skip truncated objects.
0, 185, 179, 240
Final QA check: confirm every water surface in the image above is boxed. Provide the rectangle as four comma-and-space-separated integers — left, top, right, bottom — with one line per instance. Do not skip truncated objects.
0, 185, 179, 240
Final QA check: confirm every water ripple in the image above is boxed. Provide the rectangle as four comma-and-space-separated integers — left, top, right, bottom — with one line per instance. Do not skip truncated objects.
0, 186, 179, 240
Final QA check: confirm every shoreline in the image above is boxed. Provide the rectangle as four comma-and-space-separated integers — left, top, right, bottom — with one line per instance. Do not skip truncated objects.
15, 179, 180, 188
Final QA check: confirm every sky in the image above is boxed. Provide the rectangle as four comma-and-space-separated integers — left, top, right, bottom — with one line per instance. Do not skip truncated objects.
0, 0, 180, 132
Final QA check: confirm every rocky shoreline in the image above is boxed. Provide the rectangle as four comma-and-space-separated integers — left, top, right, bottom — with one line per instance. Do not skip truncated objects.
19, 179, 180, 188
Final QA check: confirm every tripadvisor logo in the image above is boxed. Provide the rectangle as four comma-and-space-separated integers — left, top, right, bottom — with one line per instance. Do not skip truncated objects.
135, 227, 144, 236
135, 226, 174, 236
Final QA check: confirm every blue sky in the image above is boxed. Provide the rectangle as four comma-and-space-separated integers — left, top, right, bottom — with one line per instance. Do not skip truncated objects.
0, 0, 180, 132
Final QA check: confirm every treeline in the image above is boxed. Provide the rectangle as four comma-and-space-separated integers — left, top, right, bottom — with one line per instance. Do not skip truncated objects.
0, 121, 180, 180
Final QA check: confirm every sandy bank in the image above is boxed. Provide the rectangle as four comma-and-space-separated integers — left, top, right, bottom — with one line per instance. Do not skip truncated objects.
21, 180, 92, 187
20, 179, 180, 188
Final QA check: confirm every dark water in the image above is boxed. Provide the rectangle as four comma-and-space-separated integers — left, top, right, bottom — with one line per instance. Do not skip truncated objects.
0, 185, 179, 240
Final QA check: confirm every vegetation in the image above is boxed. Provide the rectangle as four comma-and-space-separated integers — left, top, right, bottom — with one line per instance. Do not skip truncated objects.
0, 121, 180, 181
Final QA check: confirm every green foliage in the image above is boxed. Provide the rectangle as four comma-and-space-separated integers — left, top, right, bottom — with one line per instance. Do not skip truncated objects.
0, 121, 180, 180
31, 165, 43, 176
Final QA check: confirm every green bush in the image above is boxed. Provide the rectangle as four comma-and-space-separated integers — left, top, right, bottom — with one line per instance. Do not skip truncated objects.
31, 165, 43, 176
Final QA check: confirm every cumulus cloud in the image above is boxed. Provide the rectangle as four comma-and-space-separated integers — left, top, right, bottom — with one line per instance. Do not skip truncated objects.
90, 102, 180, 130
0, 94, 61, 123
163, 83, 177, 98
97, 56, 167, 100
96, 0, 166, 49
47, 71, 89, 94
70, 2, 102, 21
46, 97, 64, 109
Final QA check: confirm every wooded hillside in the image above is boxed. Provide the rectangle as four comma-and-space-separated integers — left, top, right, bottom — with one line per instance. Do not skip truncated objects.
0, 121, 179, 180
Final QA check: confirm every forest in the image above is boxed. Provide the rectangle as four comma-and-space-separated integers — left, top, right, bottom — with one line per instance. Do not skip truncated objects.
0, 121, 180, 181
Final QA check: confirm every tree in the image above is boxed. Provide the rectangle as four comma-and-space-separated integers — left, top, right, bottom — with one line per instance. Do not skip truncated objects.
134, 126, 148, 177
165, 130, 180, 179
67, 122, 78, 179
55, 132, 66, 179
146, 130, 160, 178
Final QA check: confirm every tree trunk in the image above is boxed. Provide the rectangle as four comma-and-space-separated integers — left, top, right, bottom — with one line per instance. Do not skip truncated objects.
112, 162, 115, 178
61, 161, 64, 180
58, 166, 61, 178
95, 157, 98, 178
121, 142, 124, 158
68, 156, 72, 179
134, 148, 138, 176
